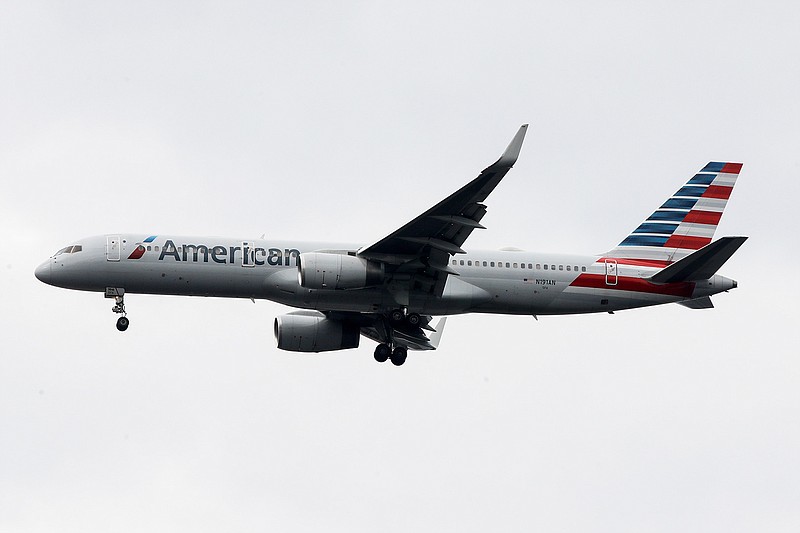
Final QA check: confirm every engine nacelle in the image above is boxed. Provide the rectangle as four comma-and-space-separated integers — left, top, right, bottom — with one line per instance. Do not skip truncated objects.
274, 311, 360, 352
298, 252, 384, 290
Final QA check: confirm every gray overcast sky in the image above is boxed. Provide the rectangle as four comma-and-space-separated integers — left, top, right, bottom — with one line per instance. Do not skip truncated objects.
2, 1, 799, 532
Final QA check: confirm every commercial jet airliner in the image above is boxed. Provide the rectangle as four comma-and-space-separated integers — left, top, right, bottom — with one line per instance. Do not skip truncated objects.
35, 125, 746, 365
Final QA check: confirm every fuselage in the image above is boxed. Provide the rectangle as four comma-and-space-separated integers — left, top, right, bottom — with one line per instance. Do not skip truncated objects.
34, 234, 736, 317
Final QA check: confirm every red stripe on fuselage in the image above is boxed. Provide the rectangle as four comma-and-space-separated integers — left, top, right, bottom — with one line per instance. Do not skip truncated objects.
597, 257, 672, 268
702, 185, 733, 199
569, 274, 695, 297
682, 210, 722, 225
664, 235, 711, 250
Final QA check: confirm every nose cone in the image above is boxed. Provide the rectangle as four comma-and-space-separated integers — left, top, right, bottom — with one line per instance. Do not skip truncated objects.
34, 261, 51, 284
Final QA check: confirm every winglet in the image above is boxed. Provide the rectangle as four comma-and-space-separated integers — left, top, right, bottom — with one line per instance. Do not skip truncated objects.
429, 317, 447, 349
485, 124, 528, 171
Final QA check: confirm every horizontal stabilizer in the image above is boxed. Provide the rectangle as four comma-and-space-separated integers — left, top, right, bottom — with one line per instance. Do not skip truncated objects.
649, 236, 747, 283
677, 296, 714, 309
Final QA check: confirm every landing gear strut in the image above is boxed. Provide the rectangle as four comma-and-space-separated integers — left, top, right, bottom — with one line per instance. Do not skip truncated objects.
106, 287, 129, 332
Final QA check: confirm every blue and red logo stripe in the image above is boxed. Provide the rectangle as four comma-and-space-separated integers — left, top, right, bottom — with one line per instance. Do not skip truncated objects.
127, 235, 158, 259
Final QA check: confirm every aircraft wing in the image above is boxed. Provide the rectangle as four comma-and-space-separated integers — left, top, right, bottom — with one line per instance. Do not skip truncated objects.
358, 125, 528, 297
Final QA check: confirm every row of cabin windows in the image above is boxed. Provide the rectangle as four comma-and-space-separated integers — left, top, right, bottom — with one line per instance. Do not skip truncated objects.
451, 259, 587, 272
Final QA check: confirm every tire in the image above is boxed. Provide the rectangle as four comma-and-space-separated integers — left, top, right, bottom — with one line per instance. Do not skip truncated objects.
390, 309, 405, 323
390, 346, 407, 366
374, 344, 391, 363
116, 316, 130, 332
407, 313, 421, 326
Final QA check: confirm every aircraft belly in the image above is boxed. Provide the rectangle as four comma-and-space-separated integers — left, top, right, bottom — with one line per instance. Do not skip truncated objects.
114, 261, 272, 298
548, 285, 681, 314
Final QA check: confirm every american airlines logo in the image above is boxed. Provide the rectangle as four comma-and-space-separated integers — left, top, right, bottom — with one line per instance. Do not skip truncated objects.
130, 238, 300, 266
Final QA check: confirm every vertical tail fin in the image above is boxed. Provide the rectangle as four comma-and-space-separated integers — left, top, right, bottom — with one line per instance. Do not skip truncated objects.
605, 162, 742, 263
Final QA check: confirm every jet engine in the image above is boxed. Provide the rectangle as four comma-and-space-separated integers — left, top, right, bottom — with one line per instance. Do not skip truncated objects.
298, 252, 384, 290
274, 311, 360, 352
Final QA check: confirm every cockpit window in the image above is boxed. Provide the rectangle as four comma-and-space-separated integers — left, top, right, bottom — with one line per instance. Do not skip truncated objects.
53, 245, 83, 256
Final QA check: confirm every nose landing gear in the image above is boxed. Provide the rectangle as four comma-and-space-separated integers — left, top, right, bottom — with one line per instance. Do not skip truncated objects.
106, 287, 129, 332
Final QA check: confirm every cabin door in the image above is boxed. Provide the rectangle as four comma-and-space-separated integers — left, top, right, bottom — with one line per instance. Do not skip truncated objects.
107, 235, 121, 262
604, 259, 618, 286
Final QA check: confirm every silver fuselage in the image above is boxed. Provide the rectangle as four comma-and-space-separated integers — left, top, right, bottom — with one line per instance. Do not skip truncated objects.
35, 234, 735, 316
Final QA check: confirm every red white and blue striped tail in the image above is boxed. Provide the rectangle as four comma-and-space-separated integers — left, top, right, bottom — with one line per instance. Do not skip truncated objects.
605, 162, 742, 264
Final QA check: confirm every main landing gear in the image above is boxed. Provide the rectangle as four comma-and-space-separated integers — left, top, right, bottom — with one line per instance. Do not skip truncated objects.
374, 343, 408, 366
106, 287, 129, 332
377, 308, 424, 366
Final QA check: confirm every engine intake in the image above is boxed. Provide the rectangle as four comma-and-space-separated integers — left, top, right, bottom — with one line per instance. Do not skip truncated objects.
274, 311, 360, 352
298, 252, 384, 290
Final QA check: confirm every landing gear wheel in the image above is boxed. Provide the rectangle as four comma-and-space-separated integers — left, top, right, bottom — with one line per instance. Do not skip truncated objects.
374, 343, 391, 363
390, 346, 408, 366
390, 309, 405, 323
116, 316, 130, 332
407, 313, 421, 326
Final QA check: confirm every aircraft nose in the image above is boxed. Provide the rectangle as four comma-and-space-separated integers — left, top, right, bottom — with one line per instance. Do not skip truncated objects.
34, 261, 51, 284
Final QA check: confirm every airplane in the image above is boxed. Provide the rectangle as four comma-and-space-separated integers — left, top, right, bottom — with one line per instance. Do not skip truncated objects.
34, 125, 747, 366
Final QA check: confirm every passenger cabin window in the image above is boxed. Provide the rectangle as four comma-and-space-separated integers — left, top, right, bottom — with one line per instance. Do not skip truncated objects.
543, 264, 548, 270
566, 265, 571, 271
536, 263, 541, 269
490, 262, 495, 267
559, 265, 563, 271
505, 262, 510, 268
513, 263, 518, 268
581, 266, 587, 272
467, 260, 472, 266
483, 261, 487, 267
452, 260, 457, 265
